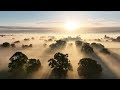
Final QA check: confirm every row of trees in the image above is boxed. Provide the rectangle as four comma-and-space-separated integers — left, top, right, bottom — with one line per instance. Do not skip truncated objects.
62, 36, 81, 41
91, 42, 110, 54
75, 41, 94, 54
1, 42, 15, 48
49, 40, 66, 49
112, 36, 120, 42
75, 40, 110, 55
104, 35, 120, 42
8, 52, 102, 79
0, 42, 33, 49
22, 44, 32, 48
8, 52, 41, 74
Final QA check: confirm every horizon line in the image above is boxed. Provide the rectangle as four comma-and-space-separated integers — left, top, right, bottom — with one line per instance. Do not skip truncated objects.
1, 26, 120, 29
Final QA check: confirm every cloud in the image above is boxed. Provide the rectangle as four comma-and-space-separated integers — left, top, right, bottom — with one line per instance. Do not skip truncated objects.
36, 21, 64, 28
36, 21, 64, 24
87, 18, 120, 27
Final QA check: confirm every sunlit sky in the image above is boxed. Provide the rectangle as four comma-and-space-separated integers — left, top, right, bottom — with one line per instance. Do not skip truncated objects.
0, 11, 120, 27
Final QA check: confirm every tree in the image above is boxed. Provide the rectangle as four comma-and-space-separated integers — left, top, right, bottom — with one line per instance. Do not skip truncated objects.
56, 40, 66, 47
24, 38, 30, 41
26, 59, 41, 73
48, 52, 73, 77
29, 44, 32, 47
116, 36, 120, 40
104, 35, 107, 38
22, 44, 32, 48
8, 52, 42, 78
49, 43, 57, 49
49, 40, 66, 49
100, 48, 110, 55
81, 43, 94, 54
11, 43, 16, 47
91, 43, 104, 49
1, 42, 10, 47
13, 40, 20, 43
31, 37, 34, 40
77, 58, 102, 78
8, 52, 28, 72
75, 41, 83, 47
48, 38, 52, 41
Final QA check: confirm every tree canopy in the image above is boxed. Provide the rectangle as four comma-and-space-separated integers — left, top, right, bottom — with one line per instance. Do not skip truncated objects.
75, 40, 83, 47
1, 42, 10, 47
8, 52, 28, 72
100, 48, 110, 55
49, 40, 66, 49
48, 52, 73, 77
8, 52, 41, 74
81, 43, 94, 54
77, 58, 102, 78
26, 59, 41, 73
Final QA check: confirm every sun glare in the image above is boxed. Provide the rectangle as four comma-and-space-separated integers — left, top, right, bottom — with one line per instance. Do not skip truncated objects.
64, 21, 80, 31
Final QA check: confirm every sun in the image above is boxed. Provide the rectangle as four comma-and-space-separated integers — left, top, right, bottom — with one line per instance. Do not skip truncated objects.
64, 21, 80, 31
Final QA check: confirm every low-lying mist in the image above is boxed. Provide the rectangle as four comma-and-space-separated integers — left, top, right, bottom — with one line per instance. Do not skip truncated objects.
0, 33, 120, 79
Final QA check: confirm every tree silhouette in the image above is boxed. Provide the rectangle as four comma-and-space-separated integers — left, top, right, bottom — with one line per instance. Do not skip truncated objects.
29, 44, 32, 47
77, 58, 102, 78
49, 43, 57, 49
81, 43, 94, 54
56, 40, 66, 46
49, 40, 66, 49
48, 52, 73, 78
116, 36, 120, 40
22, 44, 32, 48
26, 59, 41, 73
112, 36, 120, 42
48, 38, 52, 41
91, 43, 104, 50
11, 43, 16, 47
31, 37, 34, 40
100, 48, 110, 55
8, 52, 28, 72
13, 40, 20, 43
1, 42, 10, 47
24, 38, 29, 41
75, 40, 83, 47
8, 52, 41, 75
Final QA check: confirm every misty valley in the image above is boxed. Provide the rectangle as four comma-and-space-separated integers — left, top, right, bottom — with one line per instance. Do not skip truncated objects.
0, 33, 120, 79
